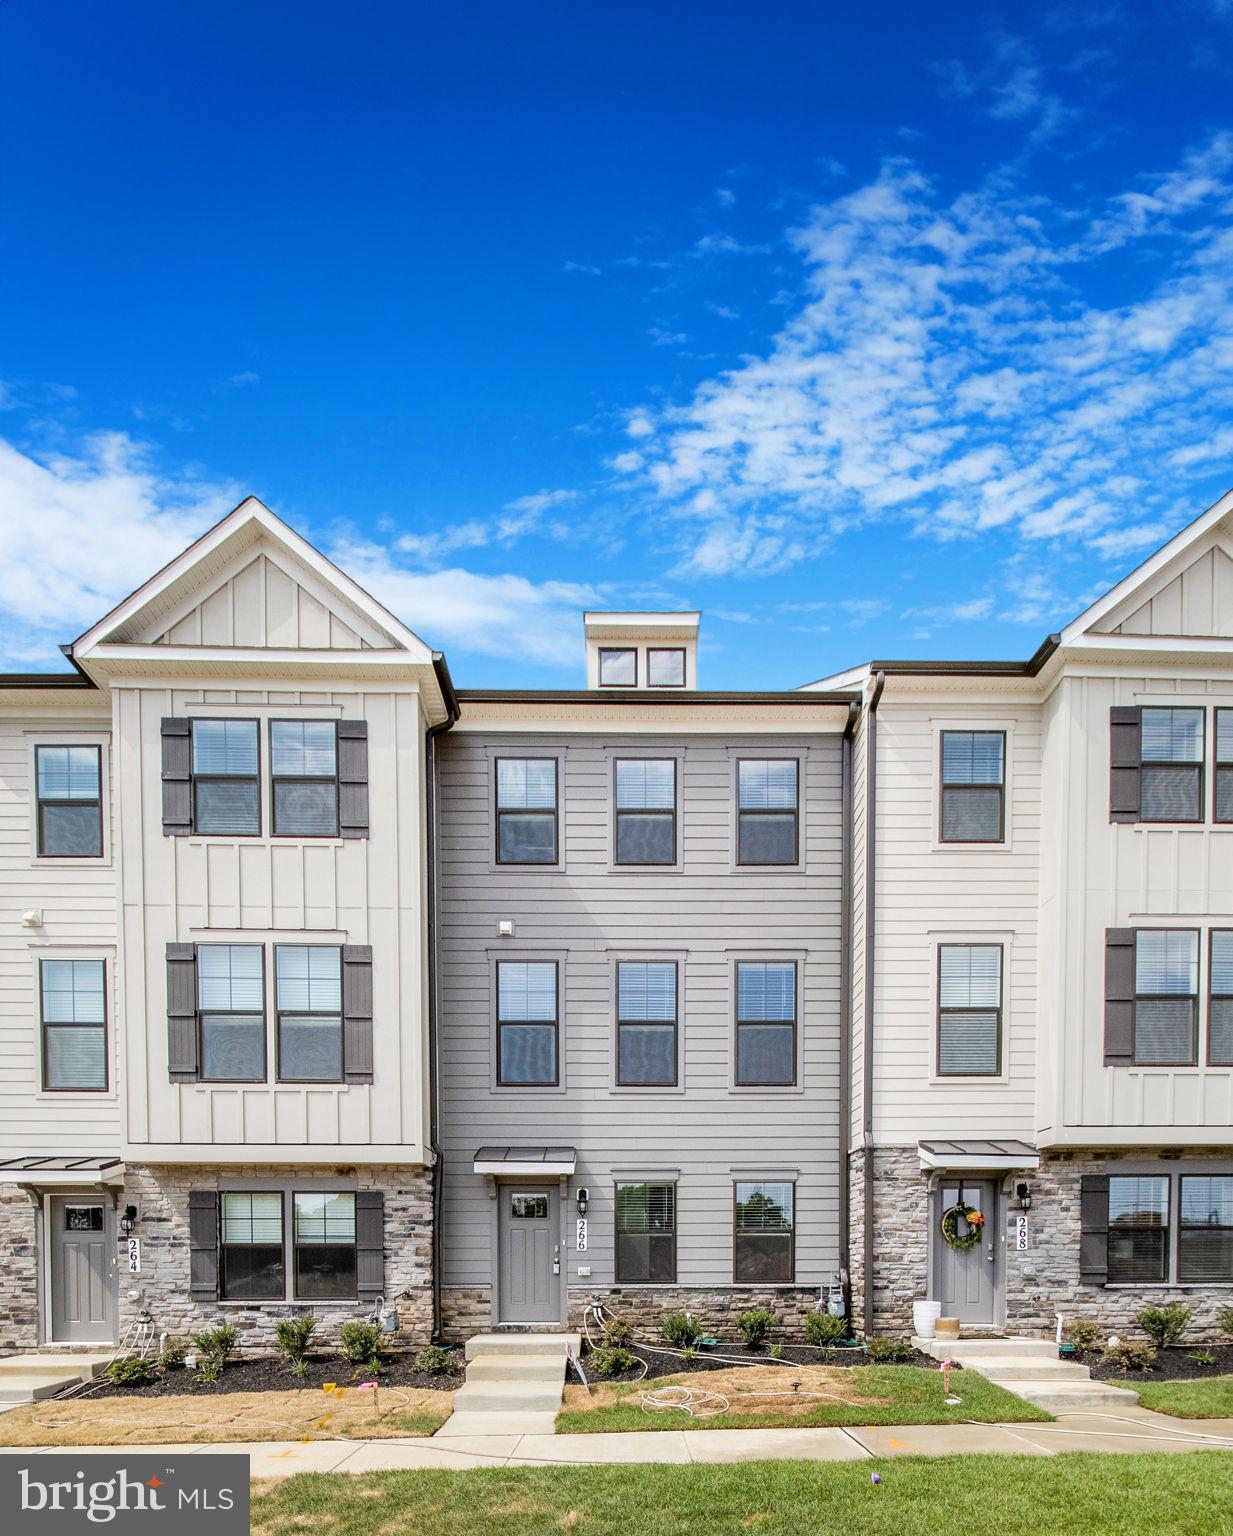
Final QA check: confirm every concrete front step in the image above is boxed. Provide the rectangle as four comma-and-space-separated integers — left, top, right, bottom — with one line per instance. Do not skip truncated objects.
452, 1383, 566, 1414
0, 1352, 113, 1381
0, 1374, 82, 1405
465, 1354, 569, 1382
916, 1337, 1060, 1360
980, 1360, 1093, 1384
464, 1332, 580, 1361
1013, 1380, 1141, 1411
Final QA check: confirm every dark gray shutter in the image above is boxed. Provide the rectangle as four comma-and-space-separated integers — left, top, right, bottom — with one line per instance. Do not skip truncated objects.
338, 720, 370, 839
1079, 1173, 1110, 1285
1104, 928, 1136, 1066
188, 1189, 219, 1299
167, 942, 200, 1081
343, 944, 374, 1083
356, 1189, 384, 1298
1110, 707, 1141, 823
161, 717, 194, 836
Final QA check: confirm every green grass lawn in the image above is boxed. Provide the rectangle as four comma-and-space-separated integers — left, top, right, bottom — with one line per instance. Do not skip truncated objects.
1134, 1374, 1233, 1418
556, 1364, 1050, 1433
251, 1453, 1233, 1536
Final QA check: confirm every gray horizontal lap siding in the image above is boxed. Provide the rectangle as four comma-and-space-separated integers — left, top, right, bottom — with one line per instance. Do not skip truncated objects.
437, 731, 845, 1289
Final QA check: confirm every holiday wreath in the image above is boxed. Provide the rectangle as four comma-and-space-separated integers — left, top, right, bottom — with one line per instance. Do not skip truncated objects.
940, 1202, 985, 1253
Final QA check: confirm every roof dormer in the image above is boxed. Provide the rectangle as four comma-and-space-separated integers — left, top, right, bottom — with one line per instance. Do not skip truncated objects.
583, 612, 700, 690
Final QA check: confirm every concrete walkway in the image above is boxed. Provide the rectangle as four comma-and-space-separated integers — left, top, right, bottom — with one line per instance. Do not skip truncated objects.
5, 1405, 1233, 1477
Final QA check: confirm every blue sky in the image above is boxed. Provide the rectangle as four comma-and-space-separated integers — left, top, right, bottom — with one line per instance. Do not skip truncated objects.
3, 1, 1233, 687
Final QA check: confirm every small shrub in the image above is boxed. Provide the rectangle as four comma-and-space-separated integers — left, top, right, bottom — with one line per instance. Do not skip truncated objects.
339, 1320, 385, 1367
1135, 1302, 1193, 1349
590, 1345, 634, 1377
1190, 1349, 1217, 1367
1217, 1305, 1233, 1339
414, 1345, 452, 1375
1064, 1318, 1102, 1351
601, 1316, 633, 1347
660, 1310, 702, 1348
1103, 1337, 1158, 1373
804, 1310, 847, 1347
680, 1345, 696, 1364
274, 1317, 316, 1375
863, 1336, 914, 1363
768, 1341, 784, 1360
736, 1308, 778, 1348
105, 1356, 155, 1388
158, 1337, 186, 1369
191, 1323, 238, 1377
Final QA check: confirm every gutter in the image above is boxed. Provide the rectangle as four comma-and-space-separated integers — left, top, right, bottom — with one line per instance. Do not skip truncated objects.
837, 700, 859, 1305
424, 678, 461, 1343
861, 670, 886, 1338
455, 688, 860, 706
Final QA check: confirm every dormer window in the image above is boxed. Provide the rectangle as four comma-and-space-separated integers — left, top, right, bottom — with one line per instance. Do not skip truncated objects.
599, 648, 638, 687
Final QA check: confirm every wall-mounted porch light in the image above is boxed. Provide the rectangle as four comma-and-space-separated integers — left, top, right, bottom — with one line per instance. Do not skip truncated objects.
576, 1187, 589, 1217
1015, 1182, 1033, 1212
119, 1203, 138, 1234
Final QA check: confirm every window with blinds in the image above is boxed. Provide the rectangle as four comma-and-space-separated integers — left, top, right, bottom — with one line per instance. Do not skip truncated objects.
737, 759, 799, 865
1179, 1176, 1233, 1283
615, 1182, 676, 1282
220, 1191, 285, 1299
198, 944, 266, 1081
734, 1181, 794, 1282
616, 961, 677, 1086
496, 960, 559, 1085
1133, 929, 1198, 1065
614, 759, 676, 865
276, 945, 343, 1081
270, 720, 340, 836
940, 731, 1004, 843
496, 758, 558, 864
1210, 931, 1233, 1066
735, 961, 796, 1085
1216, 710, 1233, 823
40, 958, 107, 1092
937, 944, 1002, 1075
293, 1191, 357, 1299
192, 719, 260, 835
35, 745, 103, 857
1139, 707, 1204, 822
1107, 1176, 1169, 1284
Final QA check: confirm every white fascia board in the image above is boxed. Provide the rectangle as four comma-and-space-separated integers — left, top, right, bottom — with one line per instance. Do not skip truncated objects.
917, 1149, 1040, 1172
797, 663, 871, 692
473, 1157, 577, 1176
8, 1165, 127, 1187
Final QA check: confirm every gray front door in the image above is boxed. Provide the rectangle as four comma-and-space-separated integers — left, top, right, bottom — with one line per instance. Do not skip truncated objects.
498, 1186, 560, 1324
934, 1179, 999, 1325
50, 1196, 117, 1343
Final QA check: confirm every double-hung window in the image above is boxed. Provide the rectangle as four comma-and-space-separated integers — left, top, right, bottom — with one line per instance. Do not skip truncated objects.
1209, 931, 1233, 1066
1179, 1176, 1233, 1283
496, 758, 558, 864
735, 961, 796, 1086
1140, 707, 1204, 822
615, 1183, 676, 1282
496, 961, 558, 1086
734, 1181, 794, 1282
40, 958, 107, 1091
737, 759, 798, 865
937, 944, 1002, 1076
270, 721, 339, 836
940, 731, 1004, 843
293, 1192, 357, 1298
614, 759, 676, 865
1216, 710, 1233, 823
616, 962, 677, 1086
276, 945, 342, 1081
1107, 1175, 1169, 1284
198, 944, 266, 1081
1133, 929, 1198, 1065
192, 720, 260, 835
35, 746, 103, 857
599, 648, 637, 686
220, 1192, 285, 1299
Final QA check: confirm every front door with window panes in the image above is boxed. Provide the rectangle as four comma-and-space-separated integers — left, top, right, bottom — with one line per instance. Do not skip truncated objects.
499, 1186, 560, 1324
50, 1196, 116, 1343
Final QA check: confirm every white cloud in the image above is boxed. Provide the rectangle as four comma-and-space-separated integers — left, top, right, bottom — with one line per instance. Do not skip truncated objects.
562, 260, 602, 276
395, 488, 577, 564
226, 370, 260, 389
715, 188, 736, 207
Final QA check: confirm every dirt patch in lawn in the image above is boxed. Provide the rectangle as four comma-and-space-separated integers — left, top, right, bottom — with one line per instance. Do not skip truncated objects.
577, 1342, 936, 1384
563, 1365, 888, 1420
0, 1383, 455, 1446
1087, 1343, 1233, 1384
85, 1349, 464, 1399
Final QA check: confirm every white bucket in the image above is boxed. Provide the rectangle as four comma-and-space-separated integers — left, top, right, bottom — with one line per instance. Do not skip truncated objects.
912, 1300, 943, 1340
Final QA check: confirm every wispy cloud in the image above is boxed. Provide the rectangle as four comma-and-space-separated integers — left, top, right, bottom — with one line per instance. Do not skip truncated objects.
394, 488, 577, 565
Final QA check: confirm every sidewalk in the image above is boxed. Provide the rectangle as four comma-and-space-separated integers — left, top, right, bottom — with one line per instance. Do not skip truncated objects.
4, 1405, 1233, 1477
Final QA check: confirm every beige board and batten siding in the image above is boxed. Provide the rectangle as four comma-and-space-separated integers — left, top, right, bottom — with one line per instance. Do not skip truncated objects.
115, 681, 431, 1159
1039, 669, 1233, 1143
0, 706, 120, 1155
436, 714, 846, 1291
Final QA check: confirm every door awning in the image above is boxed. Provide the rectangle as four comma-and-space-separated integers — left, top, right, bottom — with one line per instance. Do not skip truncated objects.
473, 1146, 577, 1177
917, 1139, 1039, 1173
0, 1155, 126, 1187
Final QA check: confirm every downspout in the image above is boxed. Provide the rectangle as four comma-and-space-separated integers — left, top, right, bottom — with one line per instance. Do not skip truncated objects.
837, 700, 859, 1306
425, 655, 460, 1342
861, 670, 886, 1338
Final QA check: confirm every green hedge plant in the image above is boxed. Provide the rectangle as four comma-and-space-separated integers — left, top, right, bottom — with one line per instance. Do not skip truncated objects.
414, 1345, 452, 1375
1064, 1318, 1102, 1351
590, 1345, 634, 1377
106, 1356, 156, 1388
274, 1317, 316, 1377
804, 1310, 847, 1347
863, 1336, 914, 1363
660, 1310, 702, 1348
735, 1308, 778, 1348
339, 1320, 385, 1369
1103, 1337, 1158, 1372
601, 1316, 633, 1347
1135, 1303, 1192, 1349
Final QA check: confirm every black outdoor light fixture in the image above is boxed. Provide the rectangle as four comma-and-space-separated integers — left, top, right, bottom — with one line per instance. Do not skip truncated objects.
119, 1204, 138, 1233
576, 1187, 589, 1217
1016, 1182, 1033, 1212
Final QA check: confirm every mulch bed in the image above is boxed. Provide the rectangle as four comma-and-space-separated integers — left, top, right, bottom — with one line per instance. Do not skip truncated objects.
1086, 1342, 1233, 1384
576, 1340, 941, 1384
87, 1349, 465, 1399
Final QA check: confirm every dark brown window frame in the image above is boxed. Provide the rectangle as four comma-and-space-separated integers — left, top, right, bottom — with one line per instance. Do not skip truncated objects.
197, 942, 268, 1084
291, 1189, 359, 1301
1215, 708, 1233, 824
269, 719, 341, 838
1106, 1173, 1170, 1286
598, 647, 638, 687
35, 743, 104, 859
938, 730, 1006, 844
736, 758, 800, 867
219, 1189, 286, 1301
495, 958, 560, 1088
1208, 928, 1233, 1067
732, 1179, 796, 1284
1178, 1172, 1233, 1285
494, 756, 560, 866
190, 718, 262, 838
39, 955, 108, 1094
936, 942, 1004, 1078
646, 647, 687, 688
615, 960, 679, 1087
274, 943, 344, 1084
1138, 706, 1205, 825
614, 1180, 678, 1283
613, 757, 677, 867
734, 959, 798, 1087
1132, 927, 1199, 1067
